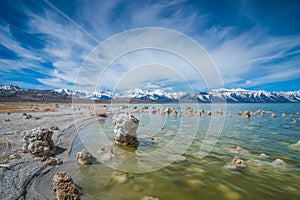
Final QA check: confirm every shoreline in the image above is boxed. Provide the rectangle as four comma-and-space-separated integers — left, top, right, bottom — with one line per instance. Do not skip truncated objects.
0, 102, 104, 199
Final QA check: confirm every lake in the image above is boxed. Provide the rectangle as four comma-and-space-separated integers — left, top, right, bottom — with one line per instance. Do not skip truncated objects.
67, 103, 299, 199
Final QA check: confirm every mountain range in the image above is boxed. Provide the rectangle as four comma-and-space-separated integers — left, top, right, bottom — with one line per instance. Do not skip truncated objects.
1, 85, 300, 103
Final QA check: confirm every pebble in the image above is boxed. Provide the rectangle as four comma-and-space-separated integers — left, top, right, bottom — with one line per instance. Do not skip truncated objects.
142, 196, 159, 200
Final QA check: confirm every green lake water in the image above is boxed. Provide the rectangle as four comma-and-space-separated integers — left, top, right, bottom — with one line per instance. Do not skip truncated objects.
62, 103, 299, 200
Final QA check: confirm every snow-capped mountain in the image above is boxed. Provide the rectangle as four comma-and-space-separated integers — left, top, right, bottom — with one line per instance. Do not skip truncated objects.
54, 87, 300, 103
1, 85, 300, 103
0, 85, 21, 91
54, 88, 112, 100
113, 88, 178, 101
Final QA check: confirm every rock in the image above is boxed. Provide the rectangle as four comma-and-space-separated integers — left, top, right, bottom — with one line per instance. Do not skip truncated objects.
113, 113, 139, 146
142, 196, 159, 200
172, 110, 178, 117
150, 107, 157, 114
216, 109, 223, 115
52, 171, 79, 200
232, 156, 246, 167
8, 153, 21, 160
98, 146, 115, 160
259, 153, 268, 158
0, 136, 10, 150
50, 125, 59, 131
271, 113, 276, 118
272, 159, 288, 167
90, 109, 107, 117
206, 110, 212, 116
234, 146, 242, 152
227, 156, 247, 170
111, 171, 134, 184
23, 114, 32, 119
22, 128, 55, 157
0, 164, 10, 169
45, 157, 63, 166
168, 154, 186, 161
76, 150, 93, 165
242, 110, 250, 118
181, 107, 193, 116
291, 140, 300, 147
194, 110, 202, 117
149, 137, 160, 142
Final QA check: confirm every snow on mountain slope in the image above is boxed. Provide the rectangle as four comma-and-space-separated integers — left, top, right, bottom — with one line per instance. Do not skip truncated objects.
2, 85, 300, 103
53, 87, 300, 103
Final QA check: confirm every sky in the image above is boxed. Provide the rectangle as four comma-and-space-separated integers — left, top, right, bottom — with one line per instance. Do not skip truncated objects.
0, 0, 300, 92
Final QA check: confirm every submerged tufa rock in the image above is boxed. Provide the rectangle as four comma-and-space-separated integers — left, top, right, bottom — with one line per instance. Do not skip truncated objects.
76, 150, 93, 165
113, 113, 139, 146
52, 171, 79, 200
22, 128, 55, 157
226, 156, 247, 170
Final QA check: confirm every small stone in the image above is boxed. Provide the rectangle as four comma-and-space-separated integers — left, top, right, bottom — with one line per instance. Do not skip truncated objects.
272, 159, 288, 167
112, 171, 130, 184
150, 137, 160, 141
227, 156, 247, 170
235, 146, 242, 152
142, 196, 159, 200
260, 153, 268, 158
45, 157, 63, 166
291, 140, 300, 147
23, 115, 31, 119
50, 125, 59, 130
8, 153, 21, 160
76, 150, 93, 165
98, 146, 115, 160
90, 109, 107, 117
134, 185, 144, 192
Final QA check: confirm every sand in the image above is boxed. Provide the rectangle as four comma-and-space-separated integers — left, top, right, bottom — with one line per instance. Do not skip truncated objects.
0, 102, 105, 199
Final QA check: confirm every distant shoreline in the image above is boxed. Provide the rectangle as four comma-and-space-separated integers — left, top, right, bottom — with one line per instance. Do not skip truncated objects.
1, 99, 300, 104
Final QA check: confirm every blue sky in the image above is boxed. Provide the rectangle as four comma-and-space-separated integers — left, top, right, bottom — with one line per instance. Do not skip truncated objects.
0, 0, 299, 91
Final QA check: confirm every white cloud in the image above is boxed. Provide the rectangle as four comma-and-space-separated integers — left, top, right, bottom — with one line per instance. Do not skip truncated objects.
0, 0, 299, 91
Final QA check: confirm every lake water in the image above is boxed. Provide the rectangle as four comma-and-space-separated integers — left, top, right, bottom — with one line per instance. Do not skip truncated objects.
66, 103, 299, 200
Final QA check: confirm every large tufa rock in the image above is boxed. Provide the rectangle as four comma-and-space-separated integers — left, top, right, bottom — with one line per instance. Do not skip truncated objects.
52, 171, 79, 200
113, 113, 139, 146
76, 150, 93, 165
22, 128, 55, 157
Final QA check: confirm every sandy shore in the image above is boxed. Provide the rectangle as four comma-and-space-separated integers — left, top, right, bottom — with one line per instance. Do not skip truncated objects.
0, 102, 105, 199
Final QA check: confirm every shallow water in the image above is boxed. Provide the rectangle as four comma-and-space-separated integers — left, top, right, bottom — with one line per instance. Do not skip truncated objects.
66, 104, 299, 199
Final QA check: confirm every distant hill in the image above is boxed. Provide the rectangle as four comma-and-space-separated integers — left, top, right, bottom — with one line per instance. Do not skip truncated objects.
1, 85, 300, 103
